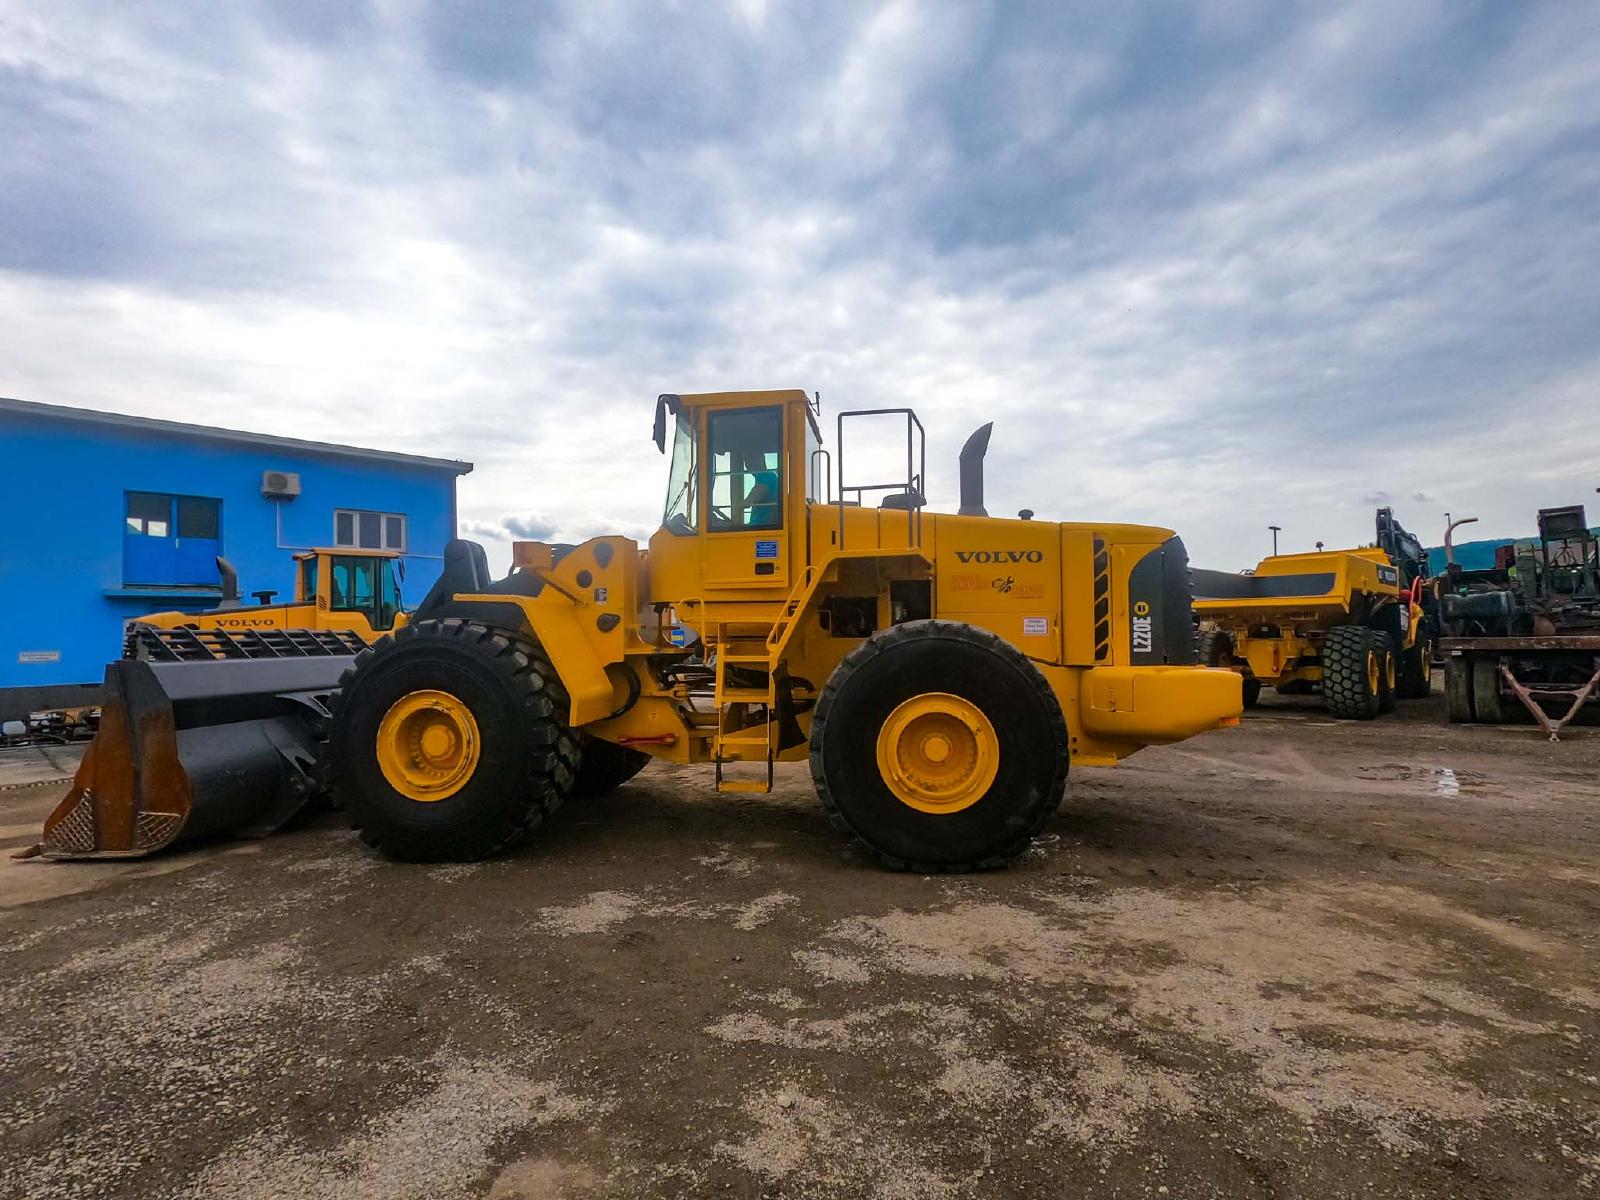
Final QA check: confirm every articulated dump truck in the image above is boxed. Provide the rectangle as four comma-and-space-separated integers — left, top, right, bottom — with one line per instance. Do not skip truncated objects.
40, 390, 1241, 872
1191, 508, 1432, 720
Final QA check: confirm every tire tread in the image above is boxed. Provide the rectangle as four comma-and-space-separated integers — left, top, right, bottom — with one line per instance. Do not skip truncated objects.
809, 619, 1068, 873
327, 618, 579, 861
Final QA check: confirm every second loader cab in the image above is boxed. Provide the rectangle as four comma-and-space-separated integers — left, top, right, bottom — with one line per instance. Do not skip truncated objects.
296, 548, 405, 632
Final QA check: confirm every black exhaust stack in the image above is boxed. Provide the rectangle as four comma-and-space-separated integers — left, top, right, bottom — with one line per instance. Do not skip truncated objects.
957, 423, 993, 517
216, 556, 241, 609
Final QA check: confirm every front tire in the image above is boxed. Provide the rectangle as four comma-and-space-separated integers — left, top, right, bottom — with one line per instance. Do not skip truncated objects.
1323, 625, 1382, 720
810, 620, 1068, 872
327, 618, 579, 861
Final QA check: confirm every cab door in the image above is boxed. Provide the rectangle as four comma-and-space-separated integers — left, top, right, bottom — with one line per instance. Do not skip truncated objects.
701, 404, 790, 592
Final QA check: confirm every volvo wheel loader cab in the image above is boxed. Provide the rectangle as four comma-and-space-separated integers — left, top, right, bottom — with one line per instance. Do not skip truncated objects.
324, 389, 1242, 871
1192, 508, 1431, 721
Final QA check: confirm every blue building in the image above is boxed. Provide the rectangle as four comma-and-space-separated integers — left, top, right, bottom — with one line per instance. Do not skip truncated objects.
0, 397, 471, 718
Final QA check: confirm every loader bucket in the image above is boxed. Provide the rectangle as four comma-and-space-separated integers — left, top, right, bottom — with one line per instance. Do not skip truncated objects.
39, 655, 352, 859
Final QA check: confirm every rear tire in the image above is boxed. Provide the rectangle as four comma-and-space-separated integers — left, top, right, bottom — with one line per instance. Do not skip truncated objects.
1241, 677, 1262, 708
328, 618, 579, 861
1471, 657, 1506, 724
1444, 656, 1475, 723
570, 737, 651, 799
810, 620, 1067, 872
1323, 625, 1381, 720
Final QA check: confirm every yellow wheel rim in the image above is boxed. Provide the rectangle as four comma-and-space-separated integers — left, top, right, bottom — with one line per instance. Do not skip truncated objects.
376, 689, 481, 802
1385, 653, 1396, 690
875, 692, 999, 814
1366, 651, 1380, 694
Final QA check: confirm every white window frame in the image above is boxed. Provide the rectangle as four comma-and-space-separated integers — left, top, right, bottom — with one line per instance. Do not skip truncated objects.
335, 509, 407, 552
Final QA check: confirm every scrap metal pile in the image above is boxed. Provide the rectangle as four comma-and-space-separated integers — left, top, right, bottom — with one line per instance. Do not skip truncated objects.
1440, 504, 1600, 738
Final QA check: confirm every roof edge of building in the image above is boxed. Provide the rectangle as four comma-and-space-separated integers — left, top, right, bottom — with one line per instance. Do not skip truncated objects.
0, 396, 474, 475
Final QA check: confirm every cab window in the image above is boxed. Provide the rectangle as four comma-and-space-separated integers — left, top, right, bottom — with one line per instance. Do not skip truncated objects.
299, 557, 318, 603
330, 555, 400, 630
661, 411, 698, 536
707, 406, 783, 532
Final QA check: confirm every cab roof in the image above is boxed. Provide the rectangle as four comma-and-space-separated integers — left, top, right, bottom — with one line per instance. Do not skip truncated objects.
654, 389, 822, 450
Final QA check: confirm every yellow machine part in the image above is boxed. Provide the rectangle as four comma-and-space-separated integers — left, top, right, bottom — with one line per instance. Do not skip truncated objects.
1194, 544, 1425, 689
875, 692, 1000, 813
131, 548, 407, 645
376, 689, 482, 802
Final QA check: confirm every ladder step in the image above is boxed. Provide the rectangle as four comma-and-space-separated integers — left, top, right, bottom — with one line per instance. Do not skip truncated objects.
723, 654, 772, 665
719, 688, 773, 703
717, 732, 773, 749
716, 779, 773, 794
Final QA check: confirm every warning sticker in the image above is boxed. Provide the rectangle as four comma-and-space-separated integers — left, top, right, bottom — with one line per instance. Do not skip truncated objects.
755, 540, 779, 559
1022, 617, 1048, 637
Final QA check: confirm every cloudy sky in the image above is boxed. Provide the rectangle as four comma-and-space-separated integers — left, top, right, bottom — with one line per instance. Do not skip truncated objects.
3, 1, 1597, 571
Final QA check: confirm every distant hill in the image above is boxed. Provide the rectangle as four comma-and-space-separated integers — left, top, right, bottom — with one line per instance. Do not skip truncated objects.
1426, 527, 1600, 574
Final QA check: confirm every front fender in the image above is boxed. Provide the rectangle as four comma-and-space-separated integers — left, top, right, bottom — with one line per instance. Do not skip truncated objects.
429, 597, 617, 727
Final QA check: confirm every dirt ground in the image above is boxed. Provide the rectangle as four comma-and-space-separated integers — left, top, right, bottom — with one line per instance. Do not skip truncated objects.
1, 685, 1597, 1200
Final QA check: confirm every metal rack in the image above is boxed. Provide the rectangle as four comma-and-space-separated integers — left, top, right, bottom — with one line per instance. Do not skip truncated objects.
835, 408, 926, 550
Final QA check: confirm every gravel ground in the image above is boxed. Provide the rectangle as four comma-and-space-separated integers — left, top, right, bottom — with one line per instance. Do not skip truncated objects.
0, 684, 1597, 1199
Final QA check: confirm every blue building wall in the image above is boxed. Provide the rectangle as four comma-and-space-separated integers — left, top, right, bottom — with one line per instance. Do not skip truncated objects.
0, 402, 469, 703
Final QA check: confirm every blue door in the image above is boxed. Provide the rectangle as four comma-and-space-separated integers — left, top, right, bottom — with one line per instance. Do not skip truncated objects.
124, 493, 222, 586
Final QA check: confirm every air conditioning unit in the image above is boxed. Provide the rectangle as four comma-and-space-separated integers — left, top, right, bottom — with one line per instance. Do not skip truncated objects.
261, 470, 302, 499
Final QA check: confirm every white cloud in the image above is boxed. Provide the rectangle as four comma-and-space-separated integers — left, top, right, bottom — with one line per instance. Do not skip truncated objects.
1, 0, 1597, 576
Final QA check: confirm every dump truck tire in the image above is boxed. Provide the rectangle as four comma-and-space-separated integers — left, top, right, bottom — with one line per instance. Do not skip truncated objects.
1241, 677, 1262, 708
1471, 657, 1507, 724
809, 620, 1067, 872
1374, 631, 1398, 714
1397, 633, 1433, 699
570, 737, 651, 799
1323, 625, 1381, 720
327, 618, 579, 861
1198, 630, 1233, 667
1444, 656, 1475, 722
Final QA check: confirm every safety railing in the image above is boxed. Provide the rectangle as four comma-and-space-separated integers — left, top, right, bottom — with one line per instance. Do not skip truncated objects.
835, 408, 926, 551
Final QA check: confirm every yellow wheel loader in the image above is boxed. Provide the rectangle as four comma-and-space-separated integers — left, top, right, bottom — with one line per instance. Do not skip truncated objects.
42, 390, 1242, 871
127, 547, 406, 658
1192, 510, 1431, 721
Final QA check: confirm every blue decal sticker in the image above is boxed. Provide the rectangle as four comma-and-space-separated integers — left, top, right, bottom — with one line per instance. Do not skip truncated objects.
755, 540, 779, 559
669, 626, 688, 647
